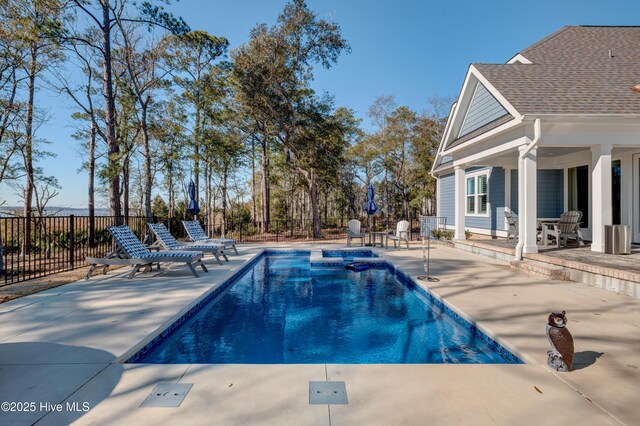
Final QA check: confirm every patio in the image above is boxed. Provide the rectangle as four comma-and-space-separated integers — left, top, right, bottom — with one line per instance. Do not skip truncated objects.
0, 242, 639, 424
454, 237, 640, 298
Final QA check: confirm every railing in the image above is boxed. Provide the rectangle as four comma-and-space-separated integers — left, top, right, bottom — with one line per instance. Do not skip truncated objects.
0, 215, 147, 286
0, 214, 449, 287
202, 216, 448, 243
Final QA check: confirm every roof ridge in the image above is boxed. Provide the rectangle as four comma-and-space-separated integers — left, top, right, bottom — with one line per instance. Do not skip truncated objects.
579, 25, 640, 27
519, 26, 572, 56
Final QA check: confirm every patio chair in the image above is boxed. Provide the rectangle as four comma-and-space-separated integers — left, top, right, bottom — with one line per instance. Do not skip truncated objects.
504, 210, 518, 241
347, 219, 365, 247
149, 223, 228, 265
546, 211, 584, 248
85, 225, 208, 279
386, 220, 410, 249
182, 220, 238, 255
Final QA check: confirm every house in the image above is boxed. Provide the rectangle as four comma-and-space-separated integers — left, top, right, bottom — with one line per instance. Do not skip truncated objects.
432, 26, 640, 255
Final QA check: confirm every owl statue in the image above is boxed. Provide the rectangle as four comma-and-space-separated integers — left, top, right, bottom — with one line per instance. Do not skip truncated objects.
546, 311, 574, 372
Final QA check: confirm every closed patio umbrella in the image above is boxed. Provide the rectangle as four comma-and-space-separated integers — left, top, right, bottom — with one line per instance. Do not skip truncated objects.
364, 184, 377, 245
365, 184, 377, 215
187, 179, 200, 216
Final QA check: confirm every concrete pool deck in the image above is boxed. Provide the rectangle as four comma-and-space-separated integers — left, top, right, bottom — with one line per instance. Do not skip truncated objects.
0, 243, 638, 425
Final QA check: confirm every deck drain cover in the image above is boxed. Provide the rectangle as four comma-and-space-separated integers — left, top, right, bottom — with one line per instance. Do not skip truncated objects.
139, 383, 193, 408
309, 381, 348, 405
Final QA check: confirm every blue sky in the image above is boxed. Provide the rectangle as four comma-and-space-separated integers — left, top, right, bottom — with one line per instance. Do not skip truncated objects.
2, 0, 640, 207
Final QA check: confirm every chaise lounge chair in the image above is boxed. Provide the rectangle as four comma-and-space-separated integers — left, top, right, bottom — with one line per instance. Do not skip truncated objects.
347, 219, 365, 247
85, 225, 208, 279
148, 223, 228, 265
386, 220, 410, 249
182, 220, 239, 255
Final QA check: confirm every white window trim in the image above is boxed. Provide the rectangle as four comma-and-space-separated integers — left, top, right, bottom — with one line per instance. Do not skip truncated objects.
465, 170, 490, 217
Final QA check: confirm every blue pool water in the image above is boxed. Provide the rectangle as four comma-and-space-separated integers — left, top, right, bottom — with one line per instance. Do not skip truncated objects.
322, 249, 379, 260
137, 254, 519, 364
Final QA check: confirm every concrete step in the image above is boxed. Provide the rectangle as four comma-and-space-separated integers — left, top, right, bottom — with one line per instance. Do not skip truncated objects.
509, 259, 572, 281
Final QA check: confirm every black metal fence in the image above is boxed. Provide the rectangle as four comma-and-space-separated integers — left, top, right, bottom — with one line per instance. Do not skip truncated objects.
0, 215, 147, 286
202, 216, 449, 244
0, 214, 448, 287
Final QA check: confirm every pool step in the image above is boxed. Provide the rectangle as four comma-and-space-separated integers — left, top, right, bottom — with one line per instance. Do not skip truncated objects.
509, 259, 572, 281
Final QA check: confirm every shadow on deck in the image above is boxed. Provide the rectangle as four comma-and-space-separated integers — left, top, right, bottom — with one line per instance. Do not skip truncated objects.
451, 238, 640, 298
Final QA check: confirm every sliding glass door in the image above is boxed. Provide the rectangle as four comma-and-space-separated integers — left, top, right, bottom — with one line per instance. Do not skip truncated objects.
568, 165, 589, 229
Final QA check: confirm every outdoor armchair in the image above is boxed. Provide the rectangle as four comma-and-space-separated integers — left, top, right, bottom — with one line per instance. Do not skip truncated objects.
347, 219, 365, 247
504, 210, 518, 241
149, 223, 228, 265
386, 220, 410, 249
546, 211, 584, 248
85, 225, 208, 279
182, 220, 239, 255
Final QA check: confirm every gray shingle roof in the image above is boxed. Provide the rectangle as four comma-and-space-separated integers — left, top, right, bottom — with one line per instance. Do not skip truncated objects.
475, 26, 640, 115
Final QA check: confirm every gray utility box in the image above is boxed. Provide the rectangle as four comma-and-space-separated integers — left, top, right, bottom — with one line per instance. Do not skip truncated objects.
604, 225, 631, 255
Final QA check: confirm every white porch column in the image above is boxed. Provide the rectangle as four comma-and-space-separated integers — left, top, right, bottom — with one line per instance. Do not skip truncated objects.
454, 165, 466, 240
591, 144, 613, 252
504, 167, 511, 231
518, 146, 538, 254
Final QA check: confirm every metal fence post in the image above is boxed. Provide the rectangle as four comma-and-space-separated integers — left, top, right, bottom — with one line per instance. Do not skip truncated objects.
69, 214, 75, 269
239, 221, 243, 243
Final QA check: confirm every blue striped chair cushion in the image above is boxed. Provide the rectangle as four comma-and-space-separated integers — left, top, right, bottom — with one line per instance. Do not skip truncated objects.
108, 225, 150, 259
148, 223, 181, 250
182, 220, 208, 240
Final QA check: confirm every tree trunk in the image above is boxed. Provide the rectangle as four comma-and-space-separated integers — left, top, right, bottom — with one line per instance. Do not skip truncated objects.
221, 166, 228, 238
251, 135, 257, 227
102, 3, 121, 217
140, 101, 152, 222
309, 173, 321, 239
260, 138, 270, 232
88, 122, 96, 247
122, 159, 130, 218
22, 45, 37, 256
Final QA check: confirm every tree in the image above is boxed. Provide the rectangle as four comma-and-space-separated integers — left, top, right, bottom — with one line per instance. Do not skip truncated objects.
64, 0, 189, 216
2, 0, 64, 255
115, 22, 171, 221
232, 0, 350, 237
162, 30, 228, 210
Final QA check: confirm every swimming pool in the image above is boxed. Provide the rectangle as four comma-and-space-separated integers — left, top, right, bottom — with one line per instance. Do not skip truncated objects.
132, 252, 521, 364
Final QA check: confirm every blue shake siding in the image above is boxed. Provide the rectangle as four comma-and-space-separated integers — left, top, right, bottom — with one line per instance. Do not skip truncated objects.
438, 167, 563, 231
510, 170, 564, 218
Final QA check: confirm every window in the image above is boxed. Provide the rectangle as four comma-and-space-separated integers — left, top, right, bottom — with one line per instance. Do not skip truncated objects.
466, 172, 488, 215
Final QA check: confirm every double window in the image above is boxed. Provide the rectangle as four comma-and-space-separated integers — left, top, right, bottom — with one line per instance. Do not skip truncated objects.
466, 172, 488, 215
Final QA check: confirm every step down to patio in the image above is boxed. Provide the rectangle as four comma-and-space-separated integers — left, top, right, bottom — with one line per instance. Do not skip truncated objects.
510, 260, 572, 281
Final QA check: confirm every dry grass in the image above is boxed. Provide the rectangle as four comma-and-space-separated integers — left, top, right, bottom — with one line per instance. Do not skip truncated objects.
0, 266, 121, 304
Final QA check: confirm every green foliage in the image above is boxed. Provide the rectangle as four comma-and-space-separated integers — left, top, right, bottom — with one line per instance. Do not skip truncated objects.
152, 195, 169, 219
430, 229, 454, 240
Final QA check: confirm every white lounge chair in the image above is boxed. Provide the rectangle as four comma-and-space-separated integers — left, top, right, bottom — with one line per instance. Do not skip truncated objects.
85, 225, 207, 279
347, 219, 365, 247
504, 210, 518, 241
149, 223, 228, 265
182, 220, 238, 255
546, 211, 584, 248
386, 220, 410, 249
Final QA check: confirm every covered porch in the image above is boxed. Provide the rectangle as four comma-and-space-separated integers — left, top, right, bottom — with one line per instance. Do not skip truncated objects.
451, 118, 640, 254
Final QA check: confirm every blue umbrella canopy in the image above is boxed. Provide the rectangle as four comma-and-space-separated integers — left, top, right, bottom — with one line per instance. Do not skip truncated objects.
187, 179, 200, 215
365, 184, 377, 215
